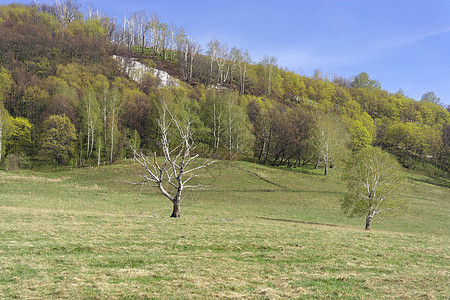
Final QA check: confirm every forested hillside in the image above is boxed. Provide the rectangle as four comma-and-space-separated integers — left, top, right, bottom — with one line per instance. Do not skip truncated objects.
0, 2, 448, 175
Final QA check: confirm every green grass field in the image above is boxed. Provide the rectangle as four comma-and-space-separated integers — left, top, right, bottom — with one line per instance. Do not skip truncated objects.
0, 160, 448, 299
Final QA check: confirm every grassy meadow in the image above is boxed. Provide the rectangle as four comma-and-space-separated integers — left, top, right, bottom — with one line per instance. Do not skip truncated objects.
0, 160, 448, 299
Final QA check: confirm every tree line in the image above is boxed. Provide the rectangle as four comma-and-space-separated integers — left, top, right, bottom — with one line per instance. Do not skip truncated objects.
0, 2, 448, 177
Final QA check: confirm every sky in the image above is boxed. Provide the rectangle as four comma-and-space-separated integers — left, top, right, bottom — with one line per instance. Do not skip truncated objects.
3, 0, 450, 105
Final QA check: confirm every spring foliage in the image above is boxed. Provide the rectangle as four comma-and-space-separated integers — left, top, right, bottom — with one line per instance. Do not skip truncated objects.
0, 3, 447, 173
342, 147, 405, 229
40, 115, 77, 164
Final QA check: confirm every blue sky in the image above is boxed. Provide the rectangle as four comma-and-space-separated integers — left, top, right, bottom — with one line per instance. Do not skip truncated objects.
3, 0, 450, 105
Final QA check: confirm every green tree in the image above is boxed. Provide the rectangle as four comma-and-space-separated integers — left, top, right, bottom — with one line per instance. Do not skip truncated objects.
0, 102, 12, 162
0, 67, 13, 162
342, 147, 405, 230
0, 67, 12, 96
5, 117, 32, 156
383, 122, 425, 163
351, 72, 381, 89
420, 91, 440, 105
40, 115, 77, 165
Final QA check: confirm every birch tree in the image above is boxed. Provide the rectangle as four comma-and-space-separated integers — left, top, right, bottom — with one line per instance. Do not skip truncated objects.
202, 92, 225, 152
132, 104, 215, 218
219, 92, 254, 159
133, 10, 148, 55
261, 55, 277, 95
80, 88, 100, 162
54, 0, 80, 27
234, 48, 251, 94
107, 86, 124, 163
312, 113, 349, 175
178, 38, 200, 83
149, 13, 160, 51
342, 147, 405, 230
216, 42, 229, 85
206, 39, 220, 85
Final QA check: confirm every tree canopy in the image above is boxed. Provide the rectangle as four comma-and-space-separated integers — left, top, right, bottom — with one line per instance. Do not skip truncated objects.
342, 147, 405, 230
39, 114, 77, 164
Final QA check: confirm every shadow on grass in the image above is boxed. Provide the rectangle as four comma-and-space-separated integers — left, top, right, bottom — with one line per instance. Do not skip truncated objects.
196, 188, 344, 195
256, 216, 343, 228
409, 176, 450, 189
275, 165, 326, 176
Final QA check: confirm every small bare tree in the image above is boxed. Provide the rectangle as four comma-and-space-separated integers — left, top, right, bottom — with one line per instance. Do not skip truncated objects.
132, 105, 215, 218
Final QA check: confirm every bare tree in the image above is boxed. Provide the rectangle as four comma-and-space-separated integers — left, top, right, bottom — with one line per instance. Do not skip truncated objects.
260, 55, 277, 95
133, 10, 148, 55
149, 13, 160, 51
132, 104, 215, 218
216, 42, 229, 85
122, 13, 136, 50
54, 0, 80, 27
235, 48, 251, 94
206, 39, 220, 85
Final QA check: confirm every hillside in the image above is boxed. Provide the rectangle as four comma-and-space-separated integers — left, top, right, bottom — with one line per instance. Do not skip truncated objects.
0, 161, 448, 298
0, 2, 448, 177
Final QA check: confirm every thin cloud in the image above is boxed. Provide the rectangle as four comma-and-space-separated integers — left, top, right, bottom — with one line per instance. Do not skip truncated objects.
376, 27, 450, 50
274, 26, 450, 72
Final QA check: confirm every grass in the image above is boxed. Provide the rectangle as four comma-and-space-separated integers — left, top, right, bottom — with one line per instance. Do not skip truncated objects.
0, 160, 448, 299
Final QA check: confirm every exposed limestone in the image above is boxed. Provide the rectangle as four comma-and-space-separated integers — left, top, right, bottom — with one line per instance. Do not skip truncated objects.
113, 55, 180, 87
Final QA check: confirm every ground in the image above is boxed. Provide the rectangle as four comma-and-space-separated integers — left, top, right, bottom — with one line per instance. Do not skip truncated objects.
0, 161, 448, 298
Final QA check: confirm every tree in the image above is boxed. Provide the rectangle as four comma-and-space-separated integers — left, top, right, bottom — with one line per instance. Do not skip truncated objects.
53, 0, 81, 27
206, 38, 221, 85
252, 102, 312, 166
120, 89, 153, 147
420, 91, 440, 105
0, 67, 13, 162
80, 87, 100, 163
351, 72, 381, 89
107, 84, 125, 163
132, 104, 215, 218
382, 122, 425, 164
312, 113, 349, 175
132, 10, 148, 55
5, 117, 32, 156
234, 48, 251, 94
0, 103, 12, 163
260, 55, 278, 95
342, 147, 405, 230
40, 115, 77, 165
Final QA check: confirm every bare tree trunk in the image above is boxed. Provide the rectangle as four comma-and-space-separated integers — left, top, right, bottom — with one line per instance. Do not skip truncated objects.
365, 213, 373, 230
170, 200, 181, 218
97, 137, 101, 166
110, 111, 114, 163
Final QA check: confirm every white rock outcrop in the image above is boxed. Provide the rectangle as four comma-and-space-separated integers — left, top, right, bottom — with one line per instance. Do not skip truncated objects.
113, 55, 180, 87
